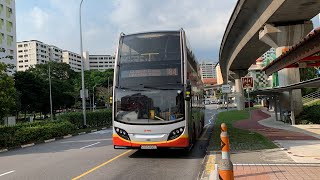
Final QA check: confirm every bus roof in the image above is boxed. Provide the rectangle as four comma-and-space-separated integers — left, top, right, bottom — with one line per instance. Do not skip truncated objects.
121, 30, 182, 37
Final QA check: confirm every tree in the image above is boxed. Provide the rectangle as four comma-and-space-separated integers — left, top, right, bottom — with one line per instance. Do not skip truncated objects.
0, 62, 16, 121
73, 69, 114, 108
28, 62, 77, 114
14, 71, 48, 118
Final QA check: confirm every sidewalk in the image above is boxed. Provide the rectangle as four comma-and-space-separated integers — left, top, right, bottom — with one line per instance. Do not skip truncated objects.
200, 108, 320, 180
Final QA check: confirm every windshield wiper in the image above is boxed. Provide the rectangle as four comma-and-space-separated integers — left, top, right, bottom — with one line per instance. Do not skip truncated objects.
141, 83, 183, 90
115, 86, 146, 91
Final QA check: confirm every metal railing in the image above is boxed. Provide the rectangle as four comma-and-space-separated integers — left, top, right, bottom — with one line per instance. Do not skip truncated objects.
302, 90, 320, 105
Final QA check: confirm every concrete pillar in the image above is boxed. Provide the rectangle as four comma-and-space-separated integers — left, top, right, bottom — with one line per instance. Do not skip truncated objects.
259, 22, 313, 116
289, 90, 296, 125
274, 96, 278, 121
234, 70, 246, 110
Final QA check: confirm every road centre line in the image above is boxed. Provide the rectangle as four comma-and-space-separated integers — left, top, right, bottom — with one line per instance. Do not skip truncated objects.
79, 142, 101, 149
0, 170, 15, 177
61, 139, 112, 144
71, 150, 132, 180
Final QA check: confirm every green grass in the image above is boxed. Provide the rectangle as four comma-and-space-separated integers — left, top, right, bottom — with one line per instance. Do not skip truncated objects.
207, 109, 277, 151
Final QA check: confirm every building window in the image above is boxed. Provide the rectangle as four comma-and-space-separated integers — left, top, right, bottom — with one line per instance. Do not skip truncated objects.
0, 4, 3, 15
19, 65, 23, 68
24, 49, 28, 52
6, 20, 12, 32
25, 65, 28, 67
18, 60, 23, 63
0, 18, 3, 30
24, 60, 28, 62
18, 55, 23, 58
6, 7, 12, 19
18, 44, 22, 47
24, 44, 28, 47
10, 49, 13, 54
0, 33, 4, 45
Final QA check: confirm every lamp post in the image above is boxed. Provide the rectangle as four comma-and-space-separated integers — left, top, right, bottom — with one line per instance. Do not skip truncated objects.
48, 63, 53, 121
80, 0, 87, 127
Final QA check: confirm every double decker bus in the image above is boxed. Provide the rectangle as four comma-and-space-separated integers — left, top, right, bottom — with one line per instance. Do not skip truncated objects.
112, 29, 204, 150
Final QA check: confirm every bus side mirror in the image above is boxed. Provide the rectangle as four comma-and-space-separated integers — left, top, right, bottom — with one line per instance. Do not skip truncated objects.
185, 80, 191, 101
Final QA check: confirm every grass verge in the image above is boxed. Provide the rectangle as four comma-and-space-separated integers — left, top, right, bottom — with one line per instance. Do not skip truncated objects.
207, 109, 277, 151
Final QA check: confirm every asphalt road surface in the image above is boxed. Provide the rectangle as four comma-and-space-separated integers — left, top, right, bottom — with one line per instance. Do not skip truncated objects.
0, 105, 218, 180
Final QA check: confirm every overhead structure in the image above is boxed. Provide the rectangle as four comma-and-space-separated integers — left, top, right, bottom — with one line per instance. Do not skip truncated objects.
263, 27, 320, 76
219, 0, 320, 82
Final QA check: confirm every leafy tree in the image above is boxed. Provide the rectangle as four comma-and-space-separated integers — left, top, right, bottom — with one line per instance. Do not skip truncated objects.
14, 71, 48, 118
74, 69, 113, 108
28, 62, 77, 114
0, 63, 16, 121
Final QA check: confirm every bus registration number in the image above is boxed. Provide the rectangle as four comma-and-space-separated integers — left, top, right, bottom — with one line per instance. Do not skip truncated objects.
141, 145, 157, 149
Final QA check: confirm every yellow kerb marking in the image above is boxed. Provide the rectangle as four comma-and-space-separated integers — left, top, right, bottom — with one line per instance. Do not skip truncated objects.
71, 150, 132, 180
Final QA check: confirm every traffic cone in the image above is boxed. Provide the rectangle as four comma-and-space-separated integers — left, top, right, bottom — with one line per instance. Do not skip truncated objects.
218, 159, 234, 180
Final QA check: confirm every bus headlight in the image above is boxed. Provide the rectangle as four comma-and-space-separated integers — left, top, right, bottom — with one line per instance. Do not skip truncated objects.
168, 127, 184, 141
114, 127, 130, 140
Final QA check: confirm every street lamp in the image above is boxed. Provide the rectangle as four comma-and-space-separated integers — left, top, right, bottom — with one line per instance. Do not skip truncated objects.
80, 0, 87, 127
48, 63, 53, 121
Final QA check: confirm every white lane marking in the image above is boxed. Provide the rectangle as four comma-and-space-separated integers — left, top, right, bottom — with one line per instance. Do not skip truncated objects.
61, 139, 112, 143
0, 170, 15, 177
204, 113, 217, 127
90, 129, 113, 134
79, 142, 101, 149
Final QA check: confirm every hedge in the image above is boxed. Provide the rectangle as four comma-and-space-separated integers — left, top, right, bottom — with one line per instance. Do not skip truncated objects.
57, 110, 112, 129
0, 120, 75, 148
297, 104, 320, 124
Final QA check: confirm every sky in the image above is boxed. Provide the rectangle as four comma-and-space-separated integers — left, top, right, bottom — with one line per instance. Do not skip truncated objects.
15, 0, 238, 63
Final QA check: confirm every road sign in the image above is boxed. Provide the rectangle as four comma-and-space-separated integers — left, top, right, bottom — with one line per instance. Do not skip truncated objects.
80, 89, 89, 99
221, 85, 231, 93
241, 77, 254, 89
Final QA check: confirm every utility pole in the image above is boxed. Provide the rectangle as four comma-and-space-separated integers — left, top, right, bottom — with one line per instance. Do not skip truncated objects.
79, 0, 87, 127
49, 63, 53, 121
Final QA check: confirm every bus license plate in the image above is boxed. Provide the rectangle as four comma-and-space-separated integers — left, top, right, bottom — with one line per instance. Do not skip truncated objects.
141, 145, 157, 149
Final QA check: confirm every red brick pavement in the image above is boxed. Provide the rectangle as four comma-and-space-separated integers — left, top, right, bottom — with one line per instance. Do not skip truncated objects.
234, 164, 320, 180
233, 109, 318, 140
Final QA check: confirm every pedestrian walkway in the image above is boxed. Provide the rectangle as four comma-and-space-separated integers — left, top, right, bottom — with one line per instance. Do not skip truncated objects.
233, 109, 318, 140
233, 109, 320, 163
234, 164, 320, 180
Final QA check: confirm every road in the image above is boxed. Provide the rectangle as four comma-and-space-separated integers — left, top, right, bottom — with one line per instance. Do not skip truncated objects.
0, 105, 218, 180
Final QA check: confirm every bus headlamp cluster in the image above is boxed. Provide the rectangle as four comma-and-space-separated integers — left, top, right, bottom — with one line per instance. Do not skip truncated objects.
115, 127, 130, 140
168, 127, 184, 141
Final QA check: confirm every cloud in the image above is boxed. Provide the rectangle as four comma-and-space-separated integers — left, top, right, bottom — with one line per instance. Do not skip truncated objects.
30, 7, 50, 30
108, 0, 237, 59
16, 0, 237, 60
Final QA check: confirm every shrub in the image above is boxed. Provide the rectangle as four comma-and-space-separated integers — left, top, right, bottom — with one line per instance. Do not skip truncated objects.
0, 120, 75, 148
297, 104, 320, 124
57, 110, 112, 129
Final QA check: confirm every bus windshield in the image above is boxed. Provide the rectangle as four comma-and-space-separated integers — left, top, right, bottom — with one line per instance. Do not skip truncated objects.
115, 32, 185, 124
115, 89, 185, 124
117, 32, 182, 88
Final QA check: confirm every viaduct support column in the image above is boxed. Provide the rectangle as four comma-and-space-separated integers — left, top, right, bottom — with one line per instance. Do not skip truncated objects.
234, 70, 246, 111
259, 22, 313, 116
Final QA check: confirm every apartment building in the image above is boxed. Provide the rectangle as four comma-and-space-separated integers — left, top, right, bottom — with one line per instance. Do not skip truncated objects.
16, 40, 50, 71
62, 50, 88, 72
87, 54, 115, 71
0, 0, 16, 75
17, 40, 115, 72
199, 62, 217, 80
49, 45, 63, 62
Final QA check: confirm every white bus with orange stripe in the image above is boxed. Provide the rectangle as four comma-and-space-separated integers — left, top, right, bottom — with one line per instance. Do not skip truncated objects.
112, 29, 204, 150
